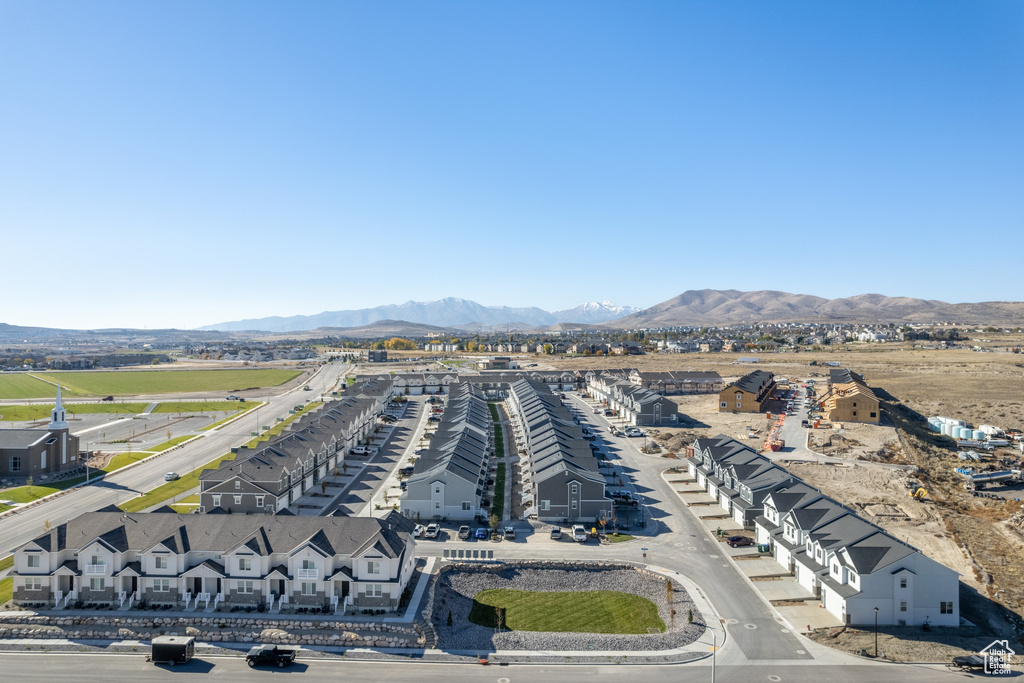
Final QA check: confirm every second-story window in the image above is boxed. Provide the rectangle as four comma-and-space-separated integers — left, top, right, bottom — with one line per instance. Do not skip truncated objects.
239, 558, 252, 571
367, 561, 380, 575
155, 556, 168, 570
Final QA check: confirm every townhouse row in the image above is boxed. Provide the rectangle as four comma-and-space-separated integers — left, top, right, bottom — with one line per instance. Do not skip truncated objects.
585, 372, 681, 426
687, 435, 959, 627
10, 508, 416, 614
506, 379, 612, 523
199, 377, 396, 514
400, 383, 493, 521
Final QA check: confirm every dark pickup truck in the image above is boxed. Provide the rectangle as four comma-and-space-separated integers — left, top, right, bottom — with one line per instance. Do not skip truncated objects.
246, 644, 298, 668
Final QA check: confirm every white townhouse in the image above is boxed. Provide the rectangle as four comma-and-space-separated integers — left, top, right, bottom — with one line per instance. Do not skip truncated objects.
688, 434, 960, 628
11, 509, 416, 615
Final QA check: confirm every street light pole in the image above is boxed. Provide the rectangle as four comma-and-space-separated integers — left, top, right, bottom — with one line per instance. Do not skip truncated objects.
874, 606, 879, 657
711, 623, 716, 683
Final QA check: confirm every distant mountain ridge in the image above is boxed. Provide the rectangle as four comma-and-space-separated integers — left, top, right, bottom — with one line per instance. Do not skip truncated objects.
609, 289, 1024, 327
199, 298, 641, 332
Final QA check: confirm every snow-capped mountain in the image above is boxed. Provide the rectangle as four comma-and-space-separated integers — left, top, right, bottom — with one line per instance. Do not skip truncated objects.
198, 298, 639, 332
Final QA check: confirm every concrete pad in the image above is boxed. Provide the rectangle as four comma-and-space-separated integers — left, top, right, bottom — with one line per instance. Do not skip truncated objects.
736, 557, 791, 578
724, 544, 760, 558
692, 505, 731, 519
775, 602, 844, 632
757, 580, 817, 602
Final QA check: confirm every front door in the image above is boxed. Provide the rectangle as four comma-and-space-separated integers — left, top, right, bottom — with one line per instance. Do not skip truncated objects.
193, 577, 202, 595
216, 578, 222, 595
130, 576, 138, 596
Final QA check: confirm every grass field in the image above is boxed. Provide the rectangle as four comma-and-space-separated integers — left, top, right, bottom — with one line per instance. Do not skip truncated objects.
33, 369, 303, 396
468, 589, 664, 634
0, 374, 70, 399
0, 403, 150, 421
0, 475, 88, 503
0, 556, 12, 572
0, 504, 10, 513
0, 577, 11, 605
606, 533, 635, 543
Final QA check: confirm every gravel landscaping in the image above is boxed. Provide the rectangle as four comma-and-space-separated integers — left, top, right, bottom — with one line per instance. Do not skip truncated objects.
430, 562, 706, 652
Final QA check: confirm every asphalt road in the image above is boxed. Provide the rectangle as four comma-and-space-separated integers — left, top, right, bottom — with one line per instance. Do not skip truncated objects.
0, 651, 974, 682
0, 362, 350, 557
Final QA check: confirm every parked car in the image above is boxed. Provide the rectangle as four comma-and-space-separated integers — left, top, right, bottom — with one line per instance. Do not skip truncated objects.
424, 524, 440, 539
351, 446, 375, 455
572, 525, 588, 543
475, 527, 489, 540
225, 395, 239, 401
549, 526, 561, 539
625, 427, 643, 437
246, 644, 298, 668
427, 416, 440, 423
503, 526, 516, 540
458, 525, 471, 540
164, 472, 179, 482
800, 419, 810, 428
101, 395, 114, 402
726, 535, 755, 548
412, 524, 424, 538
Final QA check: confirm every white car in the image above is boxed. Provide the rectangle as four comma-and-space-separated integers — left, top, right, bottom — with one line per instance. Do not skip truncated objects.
424, 523, 440, 539
351, 446, 375, 455
164, 472, 180, 482
625, 428, 644, 437
412, 524, 424, 538
571, 525, 588, 543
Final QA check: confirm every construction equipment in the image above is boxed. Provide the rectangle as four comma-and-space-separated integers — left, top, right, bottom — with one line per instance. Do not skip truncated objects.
909, 487, 928, 501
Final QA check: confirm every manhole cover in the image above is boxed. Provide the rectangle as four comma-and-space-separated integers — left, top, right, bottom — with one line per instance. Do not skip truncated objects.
726, 618, 739, 624
795, 649, 806, 655
769, 676, 782, 682
745, 623, 757, 629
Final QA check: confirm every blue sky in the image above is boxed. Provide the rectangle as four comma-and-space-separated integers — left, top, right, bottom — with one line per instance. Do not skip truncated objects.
1, 1, 1021, 329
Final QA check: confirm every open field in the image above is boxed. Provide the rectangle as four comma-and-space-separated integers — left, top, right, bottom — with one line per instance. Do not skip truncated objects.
0, 476, 88, 504
30, 368, 303, 396
468, 589, 664, 634
0, 403, 146, 421
0, 374, 74, 400
152, 401, 247, 413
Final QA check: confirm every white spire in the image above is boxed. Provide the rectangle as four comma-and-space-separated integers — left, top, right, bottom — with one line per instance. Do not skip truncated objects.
49, 384, 68, 431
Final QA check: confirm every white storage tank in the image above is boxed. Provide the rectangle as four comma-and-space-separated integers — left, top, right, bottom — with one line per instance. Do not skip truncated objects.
961, 427, 973, 439
973, 429, 985, 440
943, 423, 955, 437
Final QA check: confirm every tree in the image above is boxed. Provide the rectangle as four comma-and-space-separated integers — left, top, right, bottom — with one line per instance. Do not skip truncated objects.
489, 513, 499, 531
543, 343, 553, 355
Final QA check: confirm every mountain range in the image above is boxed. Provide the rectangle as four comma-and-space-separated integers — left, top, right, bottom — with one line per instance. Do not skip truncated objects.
609, 290, 1024, 327
199, 299, 641, 332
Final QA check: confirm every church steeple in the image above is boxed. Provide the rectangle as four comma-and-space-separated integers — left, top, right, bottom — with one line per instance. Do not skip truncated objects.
49, 385, 68, 431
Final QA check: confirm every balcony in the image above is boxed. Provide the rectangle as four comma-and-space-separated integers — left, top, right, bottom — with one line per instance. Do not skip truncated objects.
85, 564, 106, 575
297, 568, 318, 579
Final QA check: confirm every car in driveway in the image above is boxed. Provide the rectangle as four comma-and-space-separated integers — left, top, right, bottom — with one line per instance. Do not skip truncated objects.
351, 446, 375, 455
726, 535, 755, 548
503, 526, 516, 540
475, 527, 489, 540
625, 427, 643, 437
412, 524, 424, 538
571, 525, 588, 542
424, 524, 440, 539
458, 525, 471, 540
164, 472, 179, 482
549, 526, 561, 540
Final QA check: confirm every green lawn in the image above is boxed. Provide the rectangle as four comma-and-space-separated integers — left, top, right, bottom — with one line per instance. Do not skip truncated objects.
152, 401, 244, 413
469, 589, 665, 634
491, 463, 505, 519
102, 452, 152, 472
0, 504, 11, 513
0, 555, 12, 572
0, 403, 150, 421
0, 475, 89, 504
0, 577, 12, 605
34, 368, 303, 396
151, 435, 197, 451
606, 533, 635, 543
0, 374, 70, 399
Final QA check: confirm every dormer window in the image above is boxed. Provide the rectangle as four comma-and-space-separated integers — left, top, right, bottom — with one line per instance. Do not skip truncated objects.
235, 481, 241, 490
